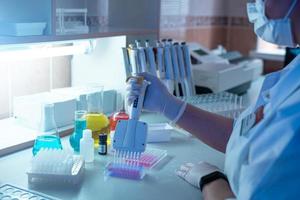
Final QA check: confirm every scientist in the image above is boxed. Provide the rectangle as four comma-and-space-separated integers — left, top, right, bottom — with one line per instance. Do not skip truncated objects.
127, 0, 300, 199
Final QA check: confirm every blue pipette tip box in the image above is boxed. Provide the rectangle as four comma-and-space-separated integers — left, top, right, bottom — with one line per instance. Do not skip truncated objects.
104, 162, 145, 180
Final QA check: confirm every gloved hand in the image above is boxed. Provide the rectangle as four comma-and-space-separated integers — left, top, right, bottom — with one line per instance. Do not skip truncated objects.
176, 161, 220, 189
126, 73, 186, 122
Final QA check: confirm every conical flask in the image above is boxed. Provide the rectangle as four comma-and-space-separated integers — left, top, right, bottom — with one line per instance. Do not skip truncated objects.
85, 85, 109, 147
32, 103, 62, 155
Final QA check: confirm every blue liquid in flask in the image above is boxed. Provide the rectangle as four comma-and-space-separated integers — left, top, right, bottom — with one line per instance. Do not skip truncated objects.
69, 118, 87, 152
32, 135, 62, 156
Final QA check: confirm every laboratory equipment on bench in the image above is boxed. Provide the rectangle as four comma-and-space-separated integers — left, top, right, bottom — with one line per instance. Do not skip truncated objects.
14, 92, 76, 132
110, 109, 129, 132
85, 85, 110, 147
145, 40, 157, 76
162, 39, 176, 94
69, 110, 87, 152
52, 87, 120, 116
175, 42, 189, 96
113, 77, 148, 158
183, 92, 244, 119
104, 147, 167, 180
32, 104, 62, 156
108, 77, 148, 180
147, 123, 172, 143
109, 106, 130, 143
156, 41, 165, 79
104, 161, 145, 180
28, 149, 84, 185
136, 40, 148, 73
168, 39, 181, 97
181, 42, 196, 96
98, 134, 108, 155
33, 135, 62, 156
125, 148, 167, 169
189, 42, 263, 94
0, 184, 61, 200
80, 129, 94, 163
122, 39, 196, 97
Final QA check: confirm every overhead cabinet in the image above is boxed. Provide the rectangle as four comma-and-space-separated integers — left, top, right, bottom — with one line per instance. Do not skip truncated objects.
0, 0, 160, 44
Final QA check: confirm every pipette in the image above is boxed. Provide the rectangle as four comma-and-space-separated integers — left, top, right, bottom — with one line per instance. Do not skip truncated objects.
136, 40, 148, 73
168, 39, 181, 96
181, 42, 196, 96
145, 40, 157, 76
156, 41, 165, 79
162, 39, 175, 94
175, 42, 188, 97
113, 76, 148, 159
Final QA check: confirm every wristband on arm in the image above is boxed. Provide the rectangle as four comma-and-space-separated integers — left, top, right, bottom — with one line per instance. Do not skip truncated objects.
200, 171, 229, 192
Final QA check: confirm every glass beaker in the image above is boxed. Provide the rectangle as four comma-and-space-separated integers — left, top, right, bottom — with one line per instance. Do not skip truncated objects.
69, 110, 87, 152
85, 85, 110, 147
32, 103, 62, 155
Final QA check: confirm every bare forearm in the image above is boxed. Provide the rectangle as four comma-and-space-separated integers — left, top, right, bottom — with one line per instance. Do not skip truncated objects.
203, 179, 235, 200
176, 104, 233, 153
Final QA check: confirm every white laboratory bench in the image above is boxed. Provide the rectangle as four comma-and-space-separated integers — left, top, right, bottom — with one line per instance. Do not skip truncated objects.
0, 120, 224, 200
0, 77, 264, 200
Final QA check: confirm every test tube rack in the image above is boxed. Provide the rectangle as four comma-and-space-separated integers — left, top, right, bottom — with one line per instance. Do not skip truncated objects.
27, 149, 84, 185
105, 148, 167, 180
183, 92, 244, 119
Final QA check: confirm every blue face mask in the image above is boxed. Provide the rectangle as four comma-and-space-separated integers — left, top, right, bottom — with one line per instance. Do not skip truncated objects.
247, 0, 298, 47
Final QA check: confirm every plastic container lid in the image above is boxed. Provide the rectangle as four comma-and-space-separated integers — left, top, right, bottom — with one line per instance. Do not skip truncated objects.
83, 129, 92, 138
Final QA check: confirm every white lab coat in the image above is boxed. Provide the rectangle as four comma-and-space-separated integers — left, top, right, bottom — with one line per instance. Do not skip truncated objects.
225, 55, 300, 199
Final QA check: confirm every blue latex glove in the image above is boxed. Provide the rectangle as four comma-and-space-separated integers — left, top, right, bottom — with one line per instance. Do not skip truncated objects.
127, 73, 186, 122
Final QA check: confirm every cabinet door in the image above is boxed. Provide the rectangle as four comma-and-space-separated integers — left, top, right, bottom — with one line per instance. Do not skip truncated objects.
55, 0, 160, 37
0, 0, 160, 44
0, 0, 53, 44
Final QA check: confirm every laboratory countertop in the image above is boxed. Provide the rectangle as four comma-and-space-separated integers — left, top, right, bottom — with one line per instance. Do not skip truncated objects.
0, 122, 224, 200
0, 77, 264, 200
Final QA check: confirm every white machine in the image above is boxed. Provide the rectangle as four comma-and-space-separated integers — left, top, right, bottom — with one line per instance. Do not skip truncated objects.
188, 43, 263, 94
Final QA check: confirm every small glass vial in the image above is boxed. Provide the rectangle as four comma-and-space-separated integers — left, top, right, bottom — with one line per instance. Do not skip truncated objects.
98, 134, 107, 155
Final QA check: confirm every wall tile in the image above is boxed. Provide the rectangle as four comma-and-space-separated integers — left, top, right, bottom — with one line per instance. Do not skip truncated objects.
227, 0, 248, 17
160, 0, 257, 54
227, 27, 257, 55
185, 27, 227, 49
189, 0, 227, 16
161, 27, 227, 49
52, 56, 72, 89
